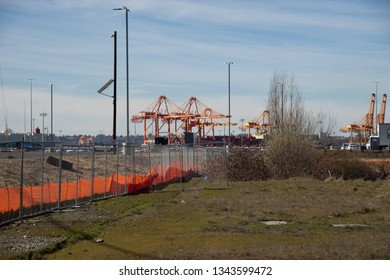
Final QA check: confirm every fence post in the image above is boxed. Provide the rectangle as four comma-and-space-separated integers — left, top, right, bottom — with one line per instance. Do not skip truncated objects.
76, 145, 80, 206
19, 138, 24, 219
181, 146, 184, 190
124, 143, 127, 189
132, 144, 136, 192
104, 145, 108, 197
148, 143, 152, 191
116, 144, 119, 195
160, 145, 164, 184
90, 145, 95, 202
57, 144, 63, 210
226, 147, 229, 189
40, 142, 44, 212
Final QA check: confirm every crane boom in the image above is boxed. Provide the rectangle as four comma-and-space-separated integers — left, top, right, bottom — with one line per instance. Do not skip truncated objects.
377, 94, 387, 125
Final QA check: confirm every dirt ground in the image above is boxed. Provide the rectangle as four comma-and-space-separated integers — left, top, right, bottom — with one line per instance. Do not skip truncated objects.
1, 150, 390, 259
0, 152, 147, 188
1, 178, 389, 260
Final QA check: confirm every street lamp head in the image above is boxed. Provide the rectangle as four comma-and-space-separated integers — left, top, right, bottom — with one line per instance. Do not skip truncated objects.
224, 62, 234, 65
113, 7, 130, 12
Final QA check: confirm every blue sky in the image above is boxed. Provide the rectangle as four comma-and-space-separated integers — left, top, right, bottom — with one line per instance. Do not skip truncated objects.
0, 0, 389, 136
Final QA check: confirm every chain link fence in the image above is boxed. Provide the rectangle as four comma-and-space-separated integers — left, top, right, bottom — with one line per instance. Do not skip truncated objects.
0, 141, 228, 226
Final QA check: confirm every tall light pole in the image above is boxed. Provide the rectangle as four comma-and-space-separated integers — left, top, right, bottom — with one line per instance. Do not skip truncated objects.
40, 112, 47, 142
97, 31, 117, 154
112, 31, 117, 153
375, 81, 380, 135
224, 62, 234, 146
29, 78, 34, 141
50, 84, 53, 145
114, 6, 130, 144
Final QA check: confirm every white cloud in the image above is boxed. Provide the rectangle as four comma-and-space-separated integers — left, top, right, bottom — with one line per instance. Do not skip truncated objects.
1, 0, 389, 137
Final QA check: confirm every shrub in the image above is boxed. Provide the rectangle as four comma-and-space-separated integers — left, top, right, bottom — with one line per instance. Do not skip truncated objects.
204, 132, 381, 182
265, 130, 320, 179
227, 149, 269, 181
318, 152, 378, 181
204, 148, 268, 182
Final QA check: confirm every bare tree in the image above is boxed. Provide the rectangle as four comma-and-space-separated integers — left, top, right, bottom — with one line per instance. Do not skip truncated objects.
316, 109, 337, 138
267, 71, 309, 134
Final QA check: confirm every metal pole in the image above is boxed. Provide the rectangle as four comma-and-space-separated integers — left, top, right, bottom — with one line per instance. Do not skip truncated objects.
126, 9, 130, 144
240, 118, 244, 146
375, 81, 380, 135
58, 144, 63, 210
50, 84, 53, 146
116, 145, 119, 195
228, 64, 231, 140
19, 138, 25, 219
76, 145, 80, 205
148, 143, 152, 191
115, 7, 130, 143
224, 62, 234, 147
40, 143, 44, 212
104, 145, 108, 197
40, 113, 47, 142
113, 31, 117, 154
90, 145, 95, 202
29, 78, 34, 142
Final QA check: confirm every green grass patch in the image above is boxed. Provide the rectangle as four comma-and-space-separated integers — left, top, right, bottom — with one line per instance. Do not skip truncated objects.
1, 178, 390, 260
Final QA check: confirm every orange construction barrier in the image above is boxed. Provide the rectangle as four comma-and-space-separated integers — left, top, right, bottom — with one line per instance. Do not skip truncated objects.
0, 161, 198, 217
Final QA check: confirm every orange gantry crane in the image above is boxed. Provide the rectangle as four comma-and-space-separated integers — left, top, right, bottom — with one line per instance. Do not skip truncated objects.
240, 110, 274, 139
340, 93, 387, 145
178, 97, 234, 141
132, 96, 235, 144
131, 95, 182, 144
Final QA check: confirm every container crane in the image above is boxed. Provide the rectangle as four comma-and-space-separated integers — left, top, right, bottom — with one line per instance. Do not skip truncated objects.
132, 96, 234, 144
131, 95, 182, 144
240, 110, 274, 139
340, 93, 376, 145
176, 97, 233, 142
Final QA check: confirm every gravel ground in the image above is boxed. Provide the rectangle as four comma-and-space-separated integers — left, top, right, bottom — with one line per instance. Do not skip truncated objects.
0, 203, 112, 259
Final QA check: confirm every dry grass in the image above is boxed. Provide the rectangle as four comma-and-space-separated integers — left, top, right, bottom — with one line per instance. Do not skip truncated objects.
1, 178, 389, 260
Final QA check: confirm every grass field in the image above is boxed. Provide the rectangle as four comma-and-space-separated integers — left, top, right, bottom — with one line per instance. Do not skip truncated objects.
1, 177, 389, 260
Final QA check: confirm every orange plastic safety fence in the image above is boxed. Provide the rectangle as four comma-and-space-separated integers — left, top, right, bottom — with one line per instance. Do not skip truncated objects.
0, 161, 199, 216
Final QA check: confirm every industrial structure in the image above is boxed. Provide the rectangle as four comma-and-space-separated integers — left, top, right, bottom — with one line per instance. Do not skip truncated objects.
131, 96, 236, 145
128, 91, 388, 147
240, 110, 274, 139
340, 93, 387, 145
